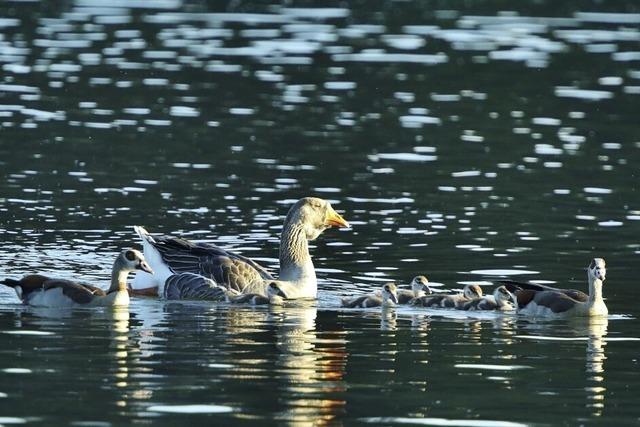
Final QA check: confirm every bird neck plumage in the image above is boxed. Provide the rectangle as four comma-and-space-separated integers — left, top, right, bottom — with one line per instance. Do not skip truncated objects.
588, 275, 604, 305
279, 221, 315, 284
109, 259, 129, 294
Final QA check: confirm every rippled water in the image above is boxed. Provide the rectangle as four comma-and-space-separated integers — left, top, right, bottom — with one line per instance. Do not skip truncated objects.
1, 1, 640, 425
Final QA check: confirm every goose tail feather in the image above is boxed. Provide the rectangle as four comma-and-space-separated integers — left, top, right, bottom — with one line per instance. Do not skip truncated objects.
1, 278, 21, 288
132, 226, 173, 293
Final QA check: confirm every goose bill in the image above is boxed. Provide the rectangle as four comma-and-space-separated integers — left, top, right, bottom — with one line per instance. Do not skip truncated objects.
389, 293, 398, 304
138, 261, 154, 274
325, 209, 350, 228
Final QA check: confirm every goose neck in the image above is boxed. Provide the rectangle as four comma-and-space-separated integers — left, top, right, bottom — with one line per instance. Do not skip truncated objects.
109, 259, 130, 293
588, 276, 604, 305
279, 221, 314, 283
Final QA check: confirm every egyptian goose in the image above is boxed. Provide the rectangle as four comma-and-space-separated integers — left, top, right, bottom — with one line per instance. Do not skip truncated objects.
131, 197, 349, 301
0, 249, 152, 307
503, 258, 608, 317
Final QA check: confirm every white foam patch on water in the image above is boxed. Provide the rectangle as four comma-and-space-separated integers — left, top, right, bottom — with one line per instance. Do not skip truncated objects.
584, 187, 612, 194
555, 87, 613, 100
451, 170, 481, 178
147, 404, 234, 414
360, 417, 528, 426
2, 368, 32, 374
370, 153, 437, 162
468, 269, 539, 276
455, 364, 531, 371
516, 335, 640, 342
332, 52, 448, 64
1, 330, 54, 336
598, 220, 623, 227
381, 34, 426, 50
399, 115, 442, 127
0, 417, 27, 424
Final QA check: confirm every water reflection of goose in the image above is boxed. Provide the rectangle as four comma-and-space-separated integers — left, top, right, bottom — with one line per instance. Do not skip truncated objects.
518, 318, 609, 417
502, 258, 608, 318
582, 318, 608, 417
410, 284, 483, 308
380, 307, 397, 331
341, 283, 398, 308
269, 304, 347, 426
131, 197, 349, 300
0, 249, 153, 308
458, 286, 517, 311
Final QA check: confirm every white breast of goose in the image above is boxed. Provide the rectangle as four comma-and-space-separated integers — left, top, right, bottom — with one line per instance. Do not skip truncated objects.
92, 291, 130, 307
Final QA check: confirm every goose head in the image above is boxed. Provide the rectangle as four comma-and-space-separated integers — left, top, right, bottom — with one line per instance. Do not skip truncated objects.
267, 281, 288, 301
285, 197, 350, 241
381, 283, 398, 306
410, 275, 431, 297
494, 285, 516, 307
588, 258, 606, 282
463, 284, 483, 299
120, 249, 153, 274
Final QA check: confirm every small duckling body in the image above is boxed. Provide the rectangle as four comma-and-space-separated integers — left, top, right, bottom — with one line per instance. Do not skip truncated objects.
226, 282, 287, 306
411, 284, 483, 308
459, 286, 516, 311
398, 275, 432, 304
342, 283, 398, 308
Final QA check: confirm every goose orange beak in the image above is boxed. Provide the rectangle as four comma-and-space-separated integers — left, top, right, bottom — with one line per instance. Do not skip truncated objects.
325, 208, 350, 228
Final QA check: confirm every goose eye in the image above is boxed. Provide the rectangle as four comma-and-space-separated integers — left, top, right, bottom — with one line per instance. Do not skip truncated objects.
125, 250, 136, 261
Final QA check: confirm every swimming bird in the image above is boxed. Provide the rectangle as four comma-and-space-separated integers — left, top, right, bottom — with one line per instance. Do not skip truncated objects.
397, 275, 432, 304
502, 258, 608, 317
0, 249, 152, 308
410, 284, 483, 308
341, 283, 398, 308
458, 286, 517, 311
226, 282, 288, 305
131, 197, 349, 301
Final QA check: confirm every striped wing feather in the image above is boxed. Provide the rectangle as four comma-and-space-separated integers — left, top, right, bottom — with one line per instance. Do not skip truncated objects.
163, 273, 227, 301
151, 235, 273, 293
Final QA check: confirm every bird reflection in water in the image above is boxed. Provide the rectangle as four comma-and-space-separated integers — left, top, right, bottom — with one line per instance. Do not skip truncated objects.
269, 303, 347, 426
380, 307, 397, 331
111, 307, 133, 408
582, 317, 608, 417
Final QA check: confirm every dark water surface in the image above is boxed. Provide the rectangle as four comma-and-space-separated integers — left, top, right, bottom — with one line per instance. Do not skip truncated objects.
1, 1, 639, 425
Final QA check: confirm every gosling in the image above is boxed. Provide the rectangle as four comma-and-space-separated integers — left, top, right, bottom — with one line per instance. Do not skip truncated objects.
342, 283, 398, 308
459, 285, 517, 311
410, 284, 483, 308
398, 275, 432, 304
226, 282, 287, 305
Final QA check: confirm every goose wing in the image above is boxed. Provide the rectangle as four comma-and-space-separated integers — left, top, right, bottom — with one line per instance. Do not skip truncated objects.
140, 229, 274, 293
163, 273, 228, 301
497, 279, 588, 302
42, 279, 103, 304
535, 291, 580, 313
